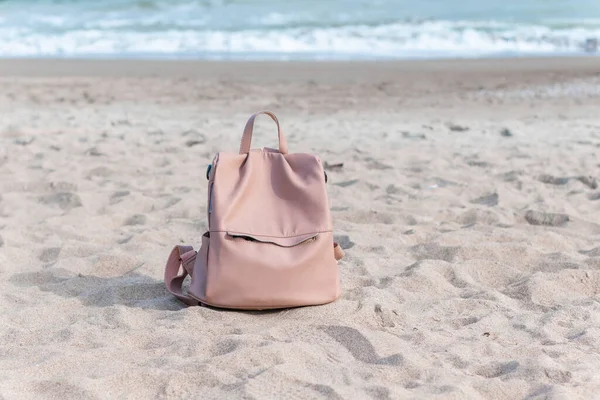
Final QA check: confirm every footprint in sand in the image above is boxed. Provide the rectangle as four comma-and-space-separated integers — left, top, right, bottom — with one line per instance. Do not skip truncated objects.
124, 214, 146, 226
320, 325, 402, 365
470, 193, 498, 207
579, 247, 600, 257
39, 192, 82, 210
475, 360, 519, 378
524, 210, 569, 227
39, 247, 61, 263
587, 192, 600, 201
365, 386, 391, 400
33, 380, 95, 400
210, 339, 239, 357
409, 242, 458, 263
110, 190, 130, 205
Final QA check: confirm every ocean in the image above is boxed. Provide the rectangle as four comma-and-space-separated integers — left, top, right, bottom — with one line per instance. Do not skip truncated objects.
0, 0, 599, 60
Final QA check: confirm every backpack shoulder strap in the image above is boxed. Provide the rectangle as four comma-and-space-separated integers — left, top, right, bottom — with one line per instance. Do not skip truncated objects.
164, 245, 201, 306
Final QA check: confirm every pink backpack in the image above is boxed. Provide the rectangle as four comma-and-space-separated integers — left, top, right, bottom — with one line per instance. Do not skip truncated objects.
164, 111, 345, 309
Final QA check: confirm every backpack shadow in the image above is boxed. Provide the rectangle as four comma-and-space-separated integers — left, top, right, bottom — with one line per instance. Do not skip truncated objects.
9, 268, 289, 314
10, 268, 187, 311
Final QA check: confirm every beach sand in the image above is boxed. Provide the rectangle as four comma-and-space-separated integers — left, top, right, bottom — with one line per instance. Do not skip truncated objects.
1, 57, 600, 399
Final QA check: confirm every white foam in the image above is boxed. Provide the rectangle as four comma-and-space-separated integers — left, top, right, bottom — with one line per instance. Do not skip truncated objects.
0, 20, 598, 59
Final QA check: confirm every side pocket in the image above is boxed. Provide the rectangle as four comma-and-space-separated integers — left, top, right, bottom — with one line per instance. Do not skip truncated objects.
189, 231, 210, 302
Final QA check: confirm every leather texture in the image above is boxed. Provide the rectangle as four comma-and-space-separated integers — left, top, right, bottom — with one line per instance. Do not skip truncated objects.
164, 111, 344, 309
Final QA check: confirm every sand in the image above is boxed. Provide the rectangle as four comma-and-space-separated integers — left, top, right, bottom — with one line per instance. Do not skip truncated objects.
1, 57, 600, 399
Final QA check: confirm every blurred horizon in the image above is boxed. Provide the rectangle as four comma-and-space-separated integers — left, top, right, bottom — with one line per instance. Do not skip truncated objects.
0, 0, 599, 60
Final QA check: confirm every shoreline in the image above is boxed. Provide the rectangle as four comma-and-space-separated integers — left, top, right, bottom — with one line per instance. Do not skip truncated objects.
2, 55, 597, 121
1, 55, 599, 79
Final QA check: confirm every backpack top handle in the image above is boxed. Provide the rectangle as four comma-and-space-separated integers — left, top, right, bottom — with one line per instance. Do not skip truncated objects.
239, 111, 288, 155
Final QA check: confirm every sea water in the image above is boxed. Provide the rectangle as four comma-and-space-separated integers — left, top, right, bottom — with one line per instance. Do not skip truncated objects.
0, 0, 599, 59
